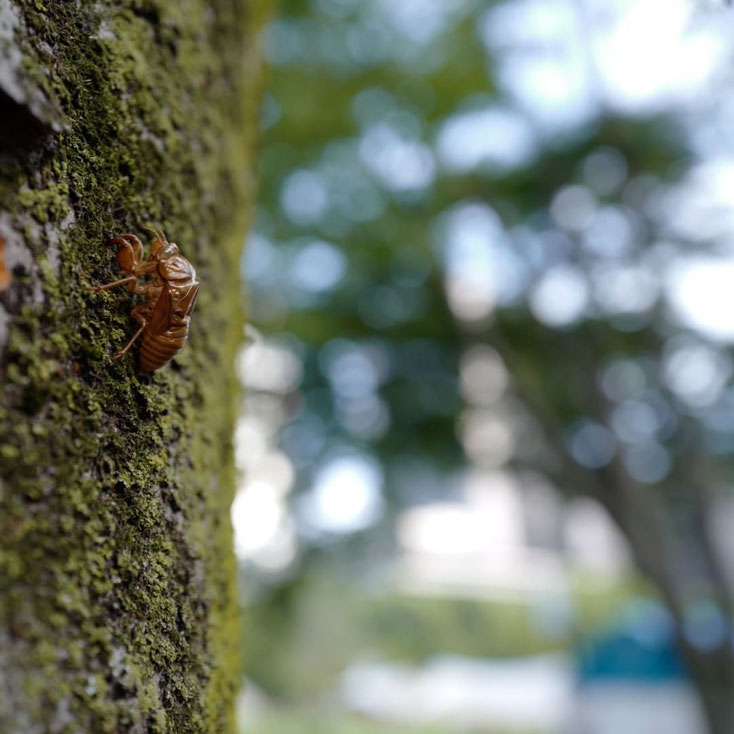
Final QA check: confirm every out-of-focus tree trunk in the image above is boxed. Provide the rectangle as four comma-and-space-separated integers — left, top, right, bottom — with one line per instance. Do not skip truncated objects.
494, 318, 734, 734
0, 0, 268, 730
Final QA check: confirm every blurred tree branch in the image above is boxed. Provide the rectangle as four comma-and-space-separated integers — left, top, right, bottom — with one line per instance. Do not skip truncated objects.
494, 312, 734, 734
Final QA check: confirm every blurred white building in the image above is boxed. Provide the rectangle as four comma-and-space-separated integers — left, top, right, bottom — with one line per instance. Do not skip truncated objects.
393, 469, 630, 601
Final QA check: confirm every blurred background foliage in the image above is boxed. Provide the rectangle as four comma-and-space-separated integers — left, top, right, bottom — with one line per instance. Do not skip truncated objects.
236, 1, 734, 732
243, 574, 649, 699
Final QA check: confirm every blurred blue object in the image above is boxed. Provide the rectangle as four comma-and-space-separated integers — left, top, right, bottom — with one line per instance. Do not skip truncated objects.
577, 599, 687, 682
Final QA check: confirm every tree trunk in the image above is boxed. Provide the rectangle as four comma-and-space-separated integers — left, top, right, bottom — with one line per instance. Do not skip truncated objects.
493, 320, 734, 734
0, 1, 268, 730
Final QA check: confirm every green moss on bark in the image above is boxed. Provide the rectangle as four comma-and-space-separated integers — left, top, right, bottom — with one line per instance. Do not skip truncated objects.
0, 0, 270, 731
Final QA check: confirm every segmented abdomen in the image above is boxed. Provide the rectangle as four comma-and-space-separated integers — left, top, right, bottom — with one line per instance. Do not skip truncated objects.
139, 328, 188, 372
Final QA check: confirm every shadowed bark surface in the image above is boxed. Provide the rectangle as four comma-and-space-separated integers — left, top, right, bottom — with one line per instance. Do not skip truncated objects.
0, 1, 268, 730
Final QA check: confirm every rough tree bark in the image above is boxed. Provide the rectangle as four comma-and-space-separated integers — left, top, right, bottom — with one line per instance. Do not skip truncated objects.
0, 1, 268, 731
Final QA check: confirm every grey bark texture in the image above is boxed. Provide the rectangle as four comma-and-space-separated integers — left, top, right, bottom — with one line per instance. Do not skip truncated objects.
0, 1, 268, 731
